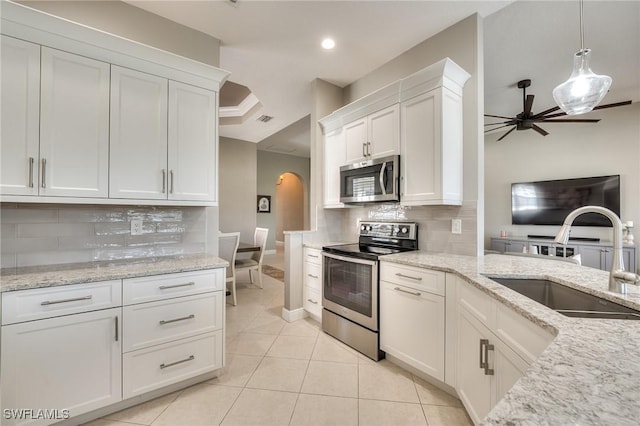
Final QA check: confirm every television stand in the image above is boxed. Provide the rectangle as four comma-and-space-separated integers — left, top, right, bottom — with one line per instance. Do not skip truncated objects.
527, 234, 601, 242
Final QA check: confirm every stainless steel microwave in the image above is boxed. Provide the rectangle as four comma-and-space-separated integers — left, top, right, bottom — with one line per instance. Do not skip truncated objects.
340, 155, 400, 204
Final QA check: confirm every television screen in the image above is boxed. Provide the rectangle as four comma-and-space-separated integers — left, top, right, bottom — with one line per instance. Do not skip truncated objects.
511, 175, 620, 227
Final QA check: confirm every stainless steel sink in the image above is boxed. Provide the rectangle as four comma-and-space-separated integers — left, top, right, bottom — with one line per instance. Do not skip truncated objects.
488, 277, 640, 320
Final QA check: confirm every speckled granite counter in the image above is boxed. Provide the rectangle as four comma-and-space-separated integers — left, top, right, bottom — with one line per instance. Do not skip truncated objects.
0, 254, 228, 292
380, 252, 640, 426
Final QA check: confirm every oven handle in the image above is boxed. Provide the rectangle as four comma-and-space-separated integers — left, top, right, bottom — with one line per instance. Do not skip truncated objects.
322, 251, 378, 267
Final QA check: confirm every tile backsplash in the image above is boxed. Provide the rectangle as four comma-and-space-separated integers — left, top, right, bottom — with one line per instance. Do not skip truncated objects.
1, 203, 207, 268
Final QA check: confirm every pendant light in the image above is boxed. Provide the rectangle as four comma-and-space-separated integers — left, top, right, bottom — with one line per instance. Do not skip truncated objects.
552, 0, 612, 115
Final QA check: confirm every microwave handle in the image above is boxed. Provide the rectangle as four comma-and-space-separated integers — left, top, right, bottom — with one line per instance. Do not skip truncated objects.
379, 162, 387, 195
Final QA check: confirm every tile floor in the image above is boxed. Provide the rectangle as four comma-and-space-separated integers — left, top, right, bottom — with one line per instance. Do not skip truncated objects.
86, 263, 472, 426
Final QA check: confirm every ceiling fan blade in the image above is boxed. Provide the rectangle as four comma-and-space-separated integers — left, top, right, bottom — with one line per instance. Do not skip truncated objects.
538, 118, 601, 123
496, 126, 516, 141
592, 100, 632, 110
537, 100, 632, 119
531, 106, 561, 119
484, 114, 515, 120
524, 94, 534, 116
485, 120, 516, 126
485, 124, 513, 133
531, 124, 549, 137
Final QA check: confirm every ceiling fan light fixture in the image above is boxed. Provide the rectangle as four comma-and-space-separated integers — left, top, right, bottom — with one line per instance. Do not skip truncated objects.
552, 48, 612, 115
552, 0, 612, 115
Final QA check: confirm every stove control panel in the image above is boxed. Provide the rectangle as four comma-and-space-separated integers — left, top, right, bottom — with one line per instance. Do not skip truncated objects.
359, 222, 417, 240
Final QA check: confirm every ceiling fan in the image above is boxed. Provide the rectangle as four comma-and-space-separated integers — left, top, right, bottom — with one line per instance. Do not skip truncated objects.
485, 79, 632, 141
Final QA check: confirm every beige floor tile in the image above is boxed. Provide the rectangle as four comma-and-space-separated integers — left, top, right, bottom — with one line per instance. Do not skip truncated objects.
422, 405, 473, 426
226, 332, 277, 356
359, 360, 420, 403
220, 388, 298, 426
82, 419, 136, 426
266, 334, 317, 359
244, 312, 287, 334
311, 334, 359, 364
301, 360, 358, 398
280, 318, 320, 337
152, 384, 241, 426
358, 399, 427, 426
414, 376, 462, 407
101, 391, 179, 424
208, 353, 262, 387
246, 357, 309, 392
289, 393, 358, 426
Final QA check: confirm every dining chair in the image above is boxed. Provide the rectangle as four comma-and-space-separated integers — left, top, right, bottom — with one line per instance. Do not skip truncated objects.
235, 227, 269, 289
218, 231, 240, 306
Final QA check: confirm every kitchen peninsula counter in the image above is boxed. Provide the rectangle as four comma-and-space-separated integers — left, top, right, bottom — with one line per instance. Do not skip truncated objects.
0, 254, 227, 293
380, 252, 640, 425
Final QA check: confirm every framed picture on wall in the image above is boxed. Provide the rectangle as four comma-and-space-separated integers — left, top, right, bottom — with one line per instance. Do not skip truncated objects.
257, 195, 271, 213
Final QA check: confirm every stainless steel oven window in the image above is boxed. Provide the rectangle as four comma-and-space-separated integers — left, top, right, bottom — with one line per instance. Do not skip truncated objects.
322, 252, 378, 330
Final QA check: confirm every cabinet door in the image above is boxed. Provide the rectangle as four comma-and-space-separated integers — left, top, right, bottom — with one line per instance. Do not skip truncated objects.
456, 305, 493, 424
168, 81, 217, 201
110, 66, 168, 199
40, 47, 110, 198
493, 338, 529, 404
490, 239, 508, 253
344, 117, 367, 163
380, 281, 445, 380
1, 36, 41, 196
400, 90, 442, 205
323, 128, 346, 207
1, 308, 122, 425
368, 104, 399, 159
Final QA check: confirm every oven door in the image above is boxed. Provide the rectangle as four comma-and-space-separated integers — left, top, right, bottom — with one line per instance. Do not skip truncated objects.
322, 251, 378, 331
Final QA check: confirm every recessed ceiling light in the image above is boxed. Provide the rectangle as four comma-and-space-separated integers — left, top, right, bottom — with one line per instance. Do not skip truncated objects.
321, 38, 335, 50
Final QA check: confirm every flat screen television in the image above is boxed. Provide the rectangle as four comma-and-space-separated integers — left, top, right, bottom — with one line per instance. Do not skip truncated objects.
511, 175, 621, 227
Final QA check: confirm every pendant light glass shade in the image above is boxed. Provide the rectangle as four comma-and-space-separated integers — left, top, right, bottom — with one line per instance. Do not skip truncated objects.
552, 48, 612, 115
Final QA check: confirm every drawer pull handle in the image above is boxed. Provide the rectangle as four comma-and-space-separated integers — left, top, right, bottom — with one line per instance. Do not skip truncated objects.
307, 274, 319, 279
393, 287, 421, 297
307, 299, 318, 304
160, 355, 195, 369
158, 281, 195, 290
308, 254, 319, 258
40, 295, 93, 306
395, 273, 422, 281
159, 314, 196, 325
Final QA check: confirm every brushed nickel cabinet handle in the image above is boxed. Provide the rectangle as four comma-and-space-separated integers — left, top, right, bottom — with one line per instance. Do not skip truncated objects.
308, 254, 319, 258
41, 158, 46, 188
307, 299, 318, 304
115, 316, 119, 342
158, 281, 195, 290
484, 341, 495, 375
367, 142, 371, 157
162, 169, 166, 193
362, 143, 366, 158
28, 157, 35, 188
395, 273, 422, 281
159, 314, 195, 325
307, 274, 319, 279
479, 339, 487, 369
169, 170, 174, 194
160, 355, 195, 369
40, 295, 92, 306
393, 287, 421, 297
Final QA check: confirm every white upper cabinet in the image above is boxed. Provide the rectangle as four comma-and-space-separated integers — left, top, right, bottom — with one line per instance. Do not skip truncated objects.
40, 47, 110, 198
110, 66, 169, 200
168, 81, 218, 202
344, 104, 399, 164
0, 36, 40, 196
323, 128, 346, 208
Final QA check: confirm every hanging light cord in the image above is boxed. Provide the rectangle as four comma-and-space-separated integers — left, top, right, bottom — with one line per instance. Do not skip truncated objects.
579, 0, 585, 53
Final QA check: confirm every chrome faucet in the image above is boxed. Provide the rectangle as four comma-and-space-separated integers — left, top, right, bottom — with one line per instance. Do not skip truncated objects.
555, 205, 640, 294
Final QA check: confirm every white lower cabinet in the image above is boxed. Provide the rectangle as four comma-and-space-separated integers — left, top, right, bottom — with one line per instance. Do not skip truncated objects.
303, 248, 323, 320
379, 263, 445, 381
1, 307, 122, 425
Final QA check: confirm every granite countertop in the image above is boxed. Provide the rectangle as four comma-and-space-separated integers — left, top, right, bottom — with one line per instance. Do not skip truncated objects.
0, 254, 228, 293
380, 252, 640, 425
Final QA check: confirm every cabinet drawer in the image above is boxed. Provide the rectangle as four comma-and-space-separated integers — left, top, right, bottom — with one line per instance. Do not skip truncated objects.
380, 263, 445, 296
456, 280, 496, 329
303, 286, 322, 318
123, 269, 224, 305
123, 292, 223, 353
2, 280, 121, 325
304, 262, 322, 291
495, 303, 554, 364
304, 248, 322, 265
123, 331, 223, 399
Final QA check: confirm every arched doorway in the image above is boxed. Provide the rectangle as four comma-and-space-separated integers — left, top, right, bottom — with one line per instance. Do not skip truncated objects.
275, 172, 304, 242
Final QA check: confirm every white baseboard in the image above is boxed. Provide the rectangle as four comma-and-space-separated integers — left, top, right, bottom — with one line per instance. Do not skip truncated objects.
282, 307, 306, 322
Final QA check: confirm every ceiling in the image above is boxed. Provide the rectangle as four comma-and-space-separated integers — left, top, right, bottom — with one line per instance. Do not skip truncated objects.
126, 1, 640, 155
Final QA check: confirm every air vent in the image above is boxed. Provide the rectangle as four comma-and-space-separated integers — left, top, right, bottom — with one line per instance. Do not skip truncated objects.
256, 115, 273, 123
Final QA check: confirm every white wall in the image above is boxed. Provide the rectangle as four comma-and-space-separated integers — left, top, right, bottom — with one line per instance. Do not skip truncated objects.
485, 103, 640, 259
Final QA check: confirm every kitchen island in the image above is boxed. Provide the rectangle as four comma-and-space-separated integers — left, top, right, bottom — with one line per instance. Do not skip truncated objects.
380, 252, 640, 425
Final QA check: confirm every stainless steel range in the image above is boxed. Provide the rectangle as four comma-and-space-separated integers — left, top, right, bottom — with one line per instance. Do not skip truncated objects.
322, 221, 418, 360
